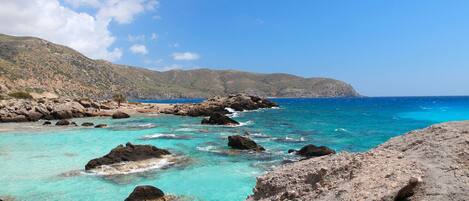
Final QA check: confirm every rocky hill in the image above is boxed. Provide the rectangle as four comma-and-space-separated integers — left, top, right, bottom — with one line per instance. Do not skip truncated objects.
0, 34, 359, 99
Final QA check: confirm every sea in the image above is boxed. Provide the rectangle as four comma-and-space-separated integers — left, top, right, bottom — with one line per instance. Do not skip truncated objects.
1, 96, 469, 201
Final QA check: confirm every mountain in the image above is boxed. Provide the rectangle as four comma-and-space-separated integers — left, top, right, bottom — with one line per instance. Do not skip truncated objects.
0, 34, 359, 99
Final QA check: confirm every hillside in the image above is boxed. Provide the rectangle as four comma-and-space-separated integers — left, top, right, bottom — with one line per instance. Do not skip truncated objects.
0, 34, 359, 99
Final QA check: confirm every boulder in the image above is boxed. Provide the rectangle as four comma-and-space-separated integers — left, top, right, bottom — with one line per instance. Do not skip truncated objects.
125, 185, 165, 201
295, 144, 335, 157
228, 135, 265, 151
112, 111, 130, 119
56, 119, 70, 126
201, 113, 239, 125
81, 122, 94, 126
94, 124, 107, 128
85, 142, 171, 170
43, 121, 52, 125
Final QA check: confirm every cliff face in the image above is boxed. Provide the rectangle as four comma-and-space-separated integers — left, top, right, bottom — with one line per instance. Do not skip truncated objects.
247, 121, 469, 201
0, 34, 359, 99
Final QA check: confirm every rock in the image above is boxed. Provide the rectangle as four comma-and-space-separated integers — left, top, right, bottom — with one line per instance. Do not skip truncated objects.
201, 113, 239, 125
85, 142, 171, 170
295, 144, 335, 157
43, 121, 52, 125
71, 122, 78, 126
162, 94, 278, 117
78, 99, 92, 108
25, 111, 43, 121
112, 111, 130, 119
81, 122, 94, 126
125, 185, 165, 201
247, 121, 469, 201
394, 177, 421, 201
228, 135, 265, 151
55, 119, 70, 126
94, 124, 107, 128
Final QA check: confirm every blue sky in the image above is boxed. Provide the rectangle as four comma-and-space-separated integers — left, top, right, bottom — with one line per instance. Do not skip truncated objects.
2, 0, 469, 96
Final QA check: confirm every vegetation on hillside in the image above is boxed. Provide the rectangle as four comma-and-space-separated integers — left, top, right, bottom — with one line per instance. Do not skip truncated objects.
0, 34, 359, 99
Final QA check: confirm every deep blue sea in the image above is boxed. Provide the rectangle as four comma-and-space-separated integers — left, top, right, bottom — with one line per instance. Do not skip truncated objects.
1, 97, 469, 201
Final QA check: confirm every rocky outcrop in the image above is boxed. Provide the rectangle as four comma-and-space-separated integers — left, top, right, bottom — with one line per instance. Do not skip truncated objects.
293, 144, 336, 157
112, 111, 130, 119
201, 113, 239, 125
85, 143, 171, 170
125, 185, 165, 201
228, 135, 265, 151
55, 120, 70, 126
0, 98, 160, 123
81, 122, 94, 126
161, 94, 278, 117
94, 124, 107, 128
247, 121, 469, 201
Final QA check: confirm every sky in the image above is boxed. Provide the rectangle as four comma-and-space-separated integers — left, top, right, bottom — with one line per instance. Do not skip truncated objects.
0, 0, 469, 96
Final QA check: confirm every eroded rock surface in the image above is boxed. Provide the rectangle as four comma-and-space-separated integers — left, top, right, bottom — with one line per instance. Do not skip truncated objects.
201, 113, 239, 125
228, 135, 265, 151
161, 94, 278, 117
85, 143, 171, 170
125, 185, 165, 201
247, 121, 469, 201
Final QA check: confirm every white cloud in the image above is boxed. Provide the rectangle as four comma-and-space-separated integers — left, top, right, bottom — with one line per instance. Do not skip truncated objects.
130, 44, 148, 55
0, 0, 157, 61
171, 52, 200, 61
128, 34, 145, 42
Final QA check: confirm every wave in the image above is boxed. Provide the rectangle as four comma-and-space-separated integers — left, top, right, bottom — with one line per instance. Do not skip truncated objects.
249, 133, 271, 138
225, 107, 240, 118
175, 128, 195, 132
196, 145, 219, 153
334, 128, 353, 133
274, 136, 307, 143
85, 156, 181, 176
232, 120, 253, 127
140, 133, 191, 140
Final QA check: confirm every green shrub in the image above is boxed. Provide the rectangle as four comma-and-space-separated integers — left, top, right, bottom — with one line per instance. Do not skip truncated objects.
8, 91, 33, 99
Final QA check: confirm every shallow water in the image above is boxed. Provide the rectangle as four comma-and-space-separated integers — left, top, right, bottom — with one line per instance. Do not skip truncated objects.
1, 97, 469, 201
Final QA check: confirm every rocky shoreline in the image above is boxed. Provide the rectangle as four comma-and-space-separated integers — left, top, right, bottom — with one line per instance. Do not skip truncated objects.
0, 94, 277, 123
247, 121, 469, 201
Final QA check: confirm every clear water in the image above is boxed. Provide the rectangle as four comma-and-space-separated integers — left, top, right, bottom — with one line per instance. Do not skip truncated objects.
1, 97, 469, 201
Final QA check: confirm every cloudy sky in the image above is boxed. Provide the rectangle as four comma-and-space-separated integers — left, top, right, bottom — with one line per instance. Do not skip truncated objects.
1, 0, 469, 96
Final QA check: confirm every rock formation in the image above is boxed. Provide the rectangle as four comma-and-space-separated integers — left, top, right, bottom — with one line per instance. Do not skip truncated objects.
294, 144, 336, 157
228, 135, 265, 151
125, 185, 165, 201
112, 111, 130, 119
85, 143, 171, 170
201, 113, 239, 125
161, 94, 278, 117
247, 121, 469, 201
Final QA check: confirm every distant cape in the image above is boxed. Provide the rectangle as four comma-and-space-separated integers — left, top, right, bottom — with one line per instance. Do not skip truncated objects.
0, 33, 359, 99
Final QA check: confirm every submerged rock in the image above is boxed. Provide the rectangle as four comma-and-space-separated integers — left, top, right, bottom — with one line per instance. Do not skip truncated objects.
55, 119, 70, 126
85, 143, 171, 170
295, 144, 336, 157
125, 185, 165, 201
112, 111, 130, 119
228, 135, 265, 151
81, 122, 94, 126
201, 113, 239, 125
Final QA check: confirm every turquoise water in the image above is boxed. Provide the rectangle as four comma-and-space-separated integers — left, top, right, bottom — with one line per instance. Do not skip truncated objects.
1, 97, 469, 201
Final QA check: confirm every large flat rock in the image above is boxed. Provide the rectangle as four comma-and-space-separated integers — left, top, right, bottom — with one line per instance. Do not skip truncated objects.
247, 121, 469, 201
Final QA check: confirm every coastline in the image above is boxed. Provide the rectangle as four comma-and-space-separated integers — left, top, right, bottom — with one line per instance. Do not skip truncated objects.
247, 121, 469, 201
